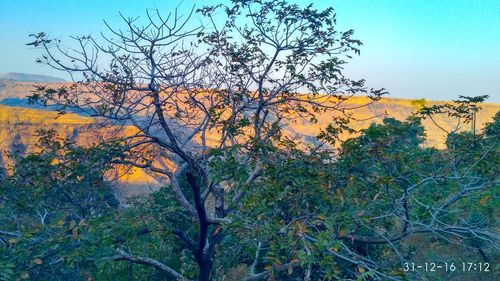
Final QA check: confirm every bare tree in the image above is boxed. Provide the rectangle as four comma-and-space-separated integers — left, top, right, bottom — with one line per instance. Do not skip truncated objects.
27, 1, 385, 280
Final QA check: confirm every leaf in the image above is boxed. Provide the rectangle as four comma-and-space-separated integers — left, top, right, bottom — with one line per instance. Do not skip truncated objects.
287, 264, 293, 275
330, 243, 341, 252
480, 195, 491, 206
20, 272, 30, 279
7, 238, 18, 244
316, 214, 327, 221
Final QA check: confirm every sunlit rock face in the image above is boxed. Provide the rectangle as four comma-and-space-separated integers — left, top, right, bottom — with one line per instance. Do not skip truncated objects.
1, 79, 499, 196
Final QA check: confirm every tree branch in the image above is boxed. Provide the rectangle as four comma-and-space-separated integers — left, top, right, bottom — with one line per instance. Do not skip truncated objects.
113, 249, 191, 281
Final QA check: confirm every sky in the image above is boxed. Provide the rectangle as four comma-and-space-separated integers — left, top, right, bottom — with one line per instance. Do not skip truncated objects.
0, 0, 499, 102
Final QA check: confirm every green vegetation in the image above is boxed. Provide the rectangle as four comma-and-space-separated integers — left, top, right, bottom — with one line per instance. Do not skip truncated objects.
1, 111, 498, 280
1, 1, 498, 280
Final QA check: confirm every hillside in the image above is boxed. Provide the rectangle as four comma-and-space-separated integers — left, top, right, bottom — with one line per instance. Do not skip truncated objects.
0, 104, 159, 198
0, 81, 498, 196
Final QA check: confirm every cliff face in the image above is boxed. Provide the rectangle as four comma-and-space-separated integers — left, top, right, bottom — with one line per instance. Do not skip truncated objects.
0, 104, 93, 156
0, 80, 499, 195
0, 103, 159, 198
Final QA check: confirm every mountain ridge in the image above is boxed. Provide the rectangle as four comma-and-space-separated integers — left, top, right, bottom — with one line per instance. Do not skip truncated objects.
0, 72, 65, 83
0, 81, 498, 197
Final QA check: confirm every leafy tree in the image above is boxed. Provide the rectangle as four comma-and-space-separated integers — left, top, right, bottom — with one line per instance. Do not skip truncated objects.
0, 130, 120, 281
26, 1, 385, 280
17, 0, 498, 280
226, 113, 498, 280
417, 95, 489, 135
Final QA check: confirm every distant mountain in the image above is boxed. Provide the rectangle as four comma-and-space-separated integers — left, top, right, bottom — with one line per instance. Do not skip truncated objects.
0, 80, 499, 150
0, 72, 65, 83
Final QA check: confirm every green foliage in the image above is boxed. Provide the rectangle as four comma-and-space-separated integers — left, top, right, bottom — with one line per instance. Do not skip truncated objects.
1, 110, 498, 280
116, 110, 497, 280
97, 187, 200, 280
417, 95, 489, 124
0, 130, 121, 280
16, 0, 500, 278
214, 113, 498, 280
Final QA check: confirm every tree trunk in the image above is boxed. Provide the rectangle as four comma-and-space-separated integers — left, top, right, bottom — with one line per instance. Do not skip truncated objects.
198, 258, 213, 281
185, 171, 212, 281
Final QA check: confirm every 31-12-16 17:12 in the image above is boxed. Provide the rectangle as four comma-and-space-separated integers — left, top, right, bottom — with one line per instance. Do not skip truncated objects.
403, 262, 491, 272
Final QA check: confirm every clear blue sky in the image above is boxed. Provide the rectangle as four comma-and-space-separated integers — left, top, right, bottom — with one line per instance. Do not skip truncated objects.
0, 0, 498, 102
